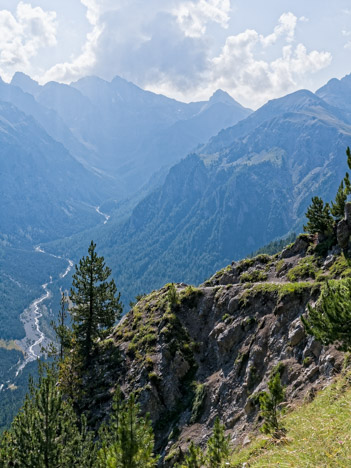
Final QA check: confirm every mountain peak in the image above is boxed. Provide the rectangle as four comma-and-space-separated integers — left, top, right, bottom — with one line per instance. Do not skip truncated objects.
11, 72, 40, 96
209, 89, 235, 104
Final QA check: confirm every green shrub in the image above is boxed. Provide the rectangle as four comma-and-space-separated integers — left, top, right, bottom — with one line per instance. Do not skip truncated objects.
240, 270, 268, 283
190, 383, 206, 423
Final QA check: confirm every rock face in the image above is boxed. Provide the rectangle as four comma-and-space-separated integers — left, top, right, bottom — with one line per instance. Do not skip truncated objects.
337, 202, 351, 252
84, 236, 345, 466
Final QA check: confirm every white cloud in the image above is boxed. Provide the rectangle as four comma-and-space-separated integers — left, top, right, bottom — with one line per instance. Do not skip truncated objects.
211, 14, 332, 107
0, 2, 57, 80
261, 12, 297, 47
29, 4, 332, 110
174, 0, 231, 37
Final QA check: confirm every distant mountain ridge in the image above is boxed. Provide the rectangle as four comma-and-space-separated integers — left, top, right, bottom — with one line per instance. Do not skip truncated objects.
50, 79, 351, 305
9, 72, 252, 194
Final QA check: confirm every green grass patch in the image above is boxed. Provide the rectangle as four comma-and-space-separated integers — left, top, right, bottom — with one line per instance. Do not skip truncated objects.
240, 270, 268, 283
329, 254, 351, 278
231, 373, 351, 467
287, 256, 319, 282
240, 282, 315, 306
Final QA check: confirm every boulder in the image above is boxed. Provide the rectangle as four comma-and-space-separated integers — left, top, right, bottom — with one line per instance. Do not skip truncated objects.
337, 219, 350, 251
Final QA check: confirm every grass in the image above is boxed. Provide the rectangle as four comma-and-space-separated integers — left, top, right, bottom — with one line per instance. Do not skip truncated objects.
287, 256, 319, 282
240, 270, 268, 283
231, 373, 351, 467
240, 281, 315, 306
329, 254, 351, 278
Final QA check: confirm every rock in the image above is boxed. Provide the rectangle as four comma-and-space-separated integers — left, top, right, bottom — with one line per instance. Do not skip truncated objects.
306, 365, 319, 380
218, 324, 243, 353
281, 236, 310, 258
337, 219, 350, 251
242, 435, 251, 446
323, 255, 336, 270
288, 321, 305, 346
172, 351, 190, 379
209, 322, 226, 339
345, 202, 351, 227
303, 337, 322, 358
228, 297, 240, 314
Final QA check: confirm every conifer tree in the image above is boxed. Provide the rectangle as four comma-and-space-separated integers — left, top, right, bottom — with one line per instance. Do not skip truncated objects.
70, 241, 123, 366
52, 292, 72, 361
303, 196, 334, 236
0, 363, 96, 467
205, 417, 230, 467
180, 441, 204, 468
331, 180, 347, 221
259, 368, 286, 438
97, 388, 158, 467
302, 278, 351, 351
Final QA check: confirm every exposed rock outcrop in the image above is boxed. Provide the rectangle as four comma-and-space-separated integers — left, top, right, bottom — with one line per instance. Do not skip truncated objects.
83, 235, 346, 466
337, 202, 351, 252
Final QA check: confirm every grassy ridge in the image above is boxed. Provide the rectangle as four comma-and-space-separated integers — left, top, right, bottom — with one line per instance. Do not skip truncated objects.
232, 372, 351, 467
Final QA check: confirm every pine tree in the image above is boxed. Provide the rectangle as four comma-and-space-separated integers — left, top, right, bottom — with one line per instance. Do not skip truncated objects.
303, 196, 334, 236
0, 363, 96, 467
97, 388, 158, 467
302, 278, 351, 351
331, 180, 347, 221
179, 441, 204, 468
259, 368, 286, 438
70, 241, 123, 366
205, 417, 230, 467
51, 292, 72, 361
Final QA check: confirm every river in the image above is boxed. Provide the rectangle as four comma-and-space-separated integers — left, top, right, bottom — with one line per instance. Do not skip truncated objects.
15, 247, 73, 375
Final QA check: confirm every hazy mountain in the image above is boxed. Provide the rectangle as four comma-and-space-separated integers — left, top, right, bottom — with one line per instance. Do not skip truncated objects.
316, 73, 351, 117
0, 100, 110, 246
12, 73, 251, 193
54, 87, 351, 305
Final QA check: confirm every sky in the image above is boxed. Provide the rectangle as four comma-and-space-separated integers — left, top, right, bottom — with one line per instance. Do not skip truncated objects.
0, 0, 351, 109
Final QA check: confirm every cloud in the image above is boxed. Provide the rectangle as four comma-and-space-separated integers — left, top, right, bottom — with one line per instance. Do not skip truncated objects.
211, 14, 332, 107
261, 12, 297, 47
174, 0, 231, 38
38, 4, 331, 109
0, 2, 57, 80
42, 0, 210, 86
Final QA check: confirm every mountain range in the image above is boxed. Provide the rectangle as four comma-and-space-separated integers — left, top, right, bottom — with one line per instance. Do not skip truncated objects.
46, 75, 351, 305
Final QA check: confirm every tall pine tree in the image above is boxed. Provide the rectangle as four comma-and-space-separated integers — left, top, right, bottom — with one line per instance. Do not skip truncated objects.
70, 241, 123, 366
303, 196, 333, 236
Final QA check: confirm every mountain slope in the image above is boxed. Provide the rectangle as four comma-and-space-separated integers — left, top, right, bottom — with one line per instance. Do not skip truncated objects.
0, 100, 108, 246
81, 235, 345, 465
62, 88, 351, 305
12, 73, 251, 193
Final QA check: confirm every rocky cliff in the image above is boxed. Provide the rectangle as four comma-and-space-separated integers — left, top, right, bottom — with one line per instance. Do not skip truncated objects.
83, 235, 346, 466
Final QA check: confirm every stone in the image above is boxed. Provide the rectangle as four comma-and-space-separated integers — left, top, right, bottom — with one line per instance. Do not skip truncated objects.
242, 435, 251, 446
218, 324, 243, 353
281, 236, 310, 258
288, 323, 305, 347
228, 297, 240, 314
337, 219, 350, 251
306, 365, 319, 380
323, 255, 336, 270
303, 337, 322, 358
345, 202, 351, 227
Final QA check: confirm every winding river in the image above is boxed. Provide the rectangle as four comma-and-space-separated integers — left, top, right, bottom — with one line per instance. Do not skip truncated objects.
15, 247, 73, 375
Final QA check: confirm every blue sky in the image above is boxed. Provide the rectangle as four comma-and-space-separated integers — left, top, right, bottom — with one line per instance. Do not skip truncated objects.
1, 0, 351, 108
